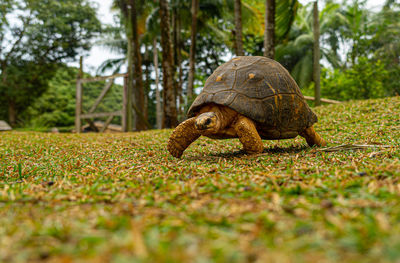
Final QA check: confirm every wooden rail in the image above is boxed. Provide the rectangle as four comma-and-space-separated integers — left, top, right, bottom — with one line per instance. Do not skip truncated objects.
81, 111, 122, 119
79, 73, 127, 83
304, 96, 341, 104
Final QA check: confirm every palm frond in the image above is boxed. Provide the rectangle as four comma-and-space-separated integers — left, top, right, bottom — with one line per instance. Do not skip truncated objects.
96, 57, 126, 75
275, 0, 299, 41
293, 33, 312, 46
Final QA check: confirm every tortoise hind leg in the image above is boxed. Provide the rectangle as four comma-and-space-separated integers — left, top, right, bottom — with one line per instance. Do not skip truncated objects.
233, 115, 264, 154
167, 117, 201, 158
300, 126, 327, 147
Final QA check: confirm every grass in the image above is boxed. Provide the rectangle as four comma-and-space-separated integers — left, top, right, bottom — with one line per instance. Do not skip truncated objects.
0, 96, 399, 263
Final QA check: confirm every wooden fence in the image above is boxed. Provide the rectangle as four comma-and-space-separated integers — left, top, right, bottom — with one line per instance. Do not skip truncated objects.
75, 73, 129, 133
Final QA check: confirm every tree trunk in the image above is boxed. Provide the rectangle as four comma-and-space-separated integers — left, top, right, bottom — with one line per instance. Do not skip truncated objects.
1, 66, 16, 127
176, 12, 184, 117
129, 0, 147, 130
313, 1, 321, 106
172, 6, 183, 118
144, 44, 150, 121
159, 0, 178, 128
187, 0, 199, 100
153, 39, 162, 130
126, 34, 135, 131
264, 0, 275, 59
234, 0, 244, 56
8, 99, 17, 127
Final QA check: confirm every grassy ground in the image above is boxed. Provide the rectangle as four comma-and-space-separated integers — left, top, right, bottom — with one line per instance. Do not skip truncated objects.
0, 97, 399, 263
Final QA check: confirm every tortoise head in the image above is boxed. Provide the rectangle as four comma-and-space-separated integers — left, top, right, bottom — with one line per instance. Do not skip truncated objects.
195, 112, 219, 133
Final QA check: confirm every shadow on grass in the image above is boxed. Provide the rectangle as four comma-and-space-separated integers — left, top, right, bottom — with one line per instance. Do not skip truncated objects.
185, 144, 310, 162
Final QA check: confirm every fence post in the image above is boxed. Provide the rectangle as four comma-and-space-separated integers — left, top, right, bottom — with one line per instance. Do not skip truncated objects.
75, 79, 82, 133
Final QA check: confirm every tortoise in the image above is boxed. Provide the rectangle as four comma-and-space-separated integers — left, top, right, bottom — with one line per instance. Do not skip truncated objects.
167, 56, 326, 158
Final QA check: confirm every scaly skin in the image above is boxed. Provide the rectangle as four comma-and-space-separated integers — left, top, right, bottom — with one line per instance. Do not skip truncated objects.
233, 115, 264, 154
167, 104, 326, 158
167, 104, 265, 158
167, 117, 201, 158
300, 126, 327, 147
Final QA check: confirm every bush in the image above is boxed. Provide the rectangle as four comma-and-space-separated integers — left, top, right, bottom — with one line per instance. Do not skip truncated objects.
321, 57, 389, 101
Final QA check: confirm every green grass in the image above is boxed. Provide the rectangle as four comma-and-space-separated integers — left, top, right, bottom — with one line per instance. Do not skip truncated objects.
0, 97, 399, 263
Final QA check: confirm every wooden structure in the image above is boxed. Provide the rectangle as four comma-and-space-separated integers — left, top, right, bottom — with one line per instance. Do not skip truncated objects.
304, 96, 341, 104
82, 121, 123, 133
75, 73, 130, 133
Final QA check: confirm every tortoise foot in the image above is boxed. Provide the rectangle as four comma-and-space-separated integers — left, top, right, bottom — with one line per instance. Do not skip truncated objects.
234, 115, 264, 154
167, 117, 201, 158
167, 139, 185, 158
300, 126, 327, 147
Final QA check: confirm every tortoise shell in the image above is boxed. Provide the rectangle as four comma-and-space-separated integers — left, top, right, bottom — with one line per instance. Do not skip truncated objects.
187, 56, 318, 140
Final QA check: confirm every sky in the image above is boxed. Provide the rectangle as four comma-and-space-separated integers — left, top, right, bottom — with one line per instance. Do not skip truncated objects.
81, 0, 385, 75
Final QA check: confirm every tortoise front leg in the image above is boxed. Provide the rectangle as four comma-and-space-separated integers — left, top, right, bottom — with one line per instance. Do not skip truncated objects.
233, 115, 264, 154
299, 126, 327, 147
167, 117, 201, 158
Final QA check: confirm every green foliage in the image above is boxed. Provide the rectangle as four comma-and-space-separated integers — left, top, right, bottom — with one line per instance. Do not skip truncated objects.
0, 61, 57, 121
368, 1, 400, 96
0, 97, 399, 261
275, 2, 343, 89
21, 67, 76, 128
0, 0, 101, 125
321, 57, 389, 101
23, 66, 123, 128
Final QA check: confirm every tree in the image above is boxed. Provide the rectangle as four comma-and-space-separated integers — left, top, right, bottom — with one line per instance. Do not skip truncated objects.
159, 0, 178, 128
170, 0, 184, 116
153, 39, 162, 129
187, 0, 199, 100
0, 0, 100, 126
264, 0, 275, 58
116, 0, 147, 131
275, 2, 342, 89
370, 1, 400, 95
234, 0, 244, 56
313, 1, 321, 106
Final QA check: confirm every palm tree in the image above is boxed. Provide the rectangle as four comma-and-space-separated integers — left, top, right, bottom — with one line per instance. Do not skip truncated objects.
153, 38, 162, 129
187, 0, 199, 100
159, 0, 178, 128
313, 1, 321, 106
103, 0, 148, 131
263, 0, 299, 58
369, 1, 400, 95
234, 0, 244, 56
275, 2, 343, 89
264, 0, 275, 58
128, 0, 147, 130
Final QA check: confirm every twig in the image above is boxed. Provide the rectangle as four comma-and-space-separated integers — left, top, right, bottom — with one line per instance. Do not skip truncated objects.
317, 144, 391, 152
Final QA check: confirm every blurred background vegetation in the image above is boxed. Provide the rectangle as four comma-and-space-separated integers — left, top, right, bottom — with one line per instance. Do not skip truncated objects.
0, 0, 399, 130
